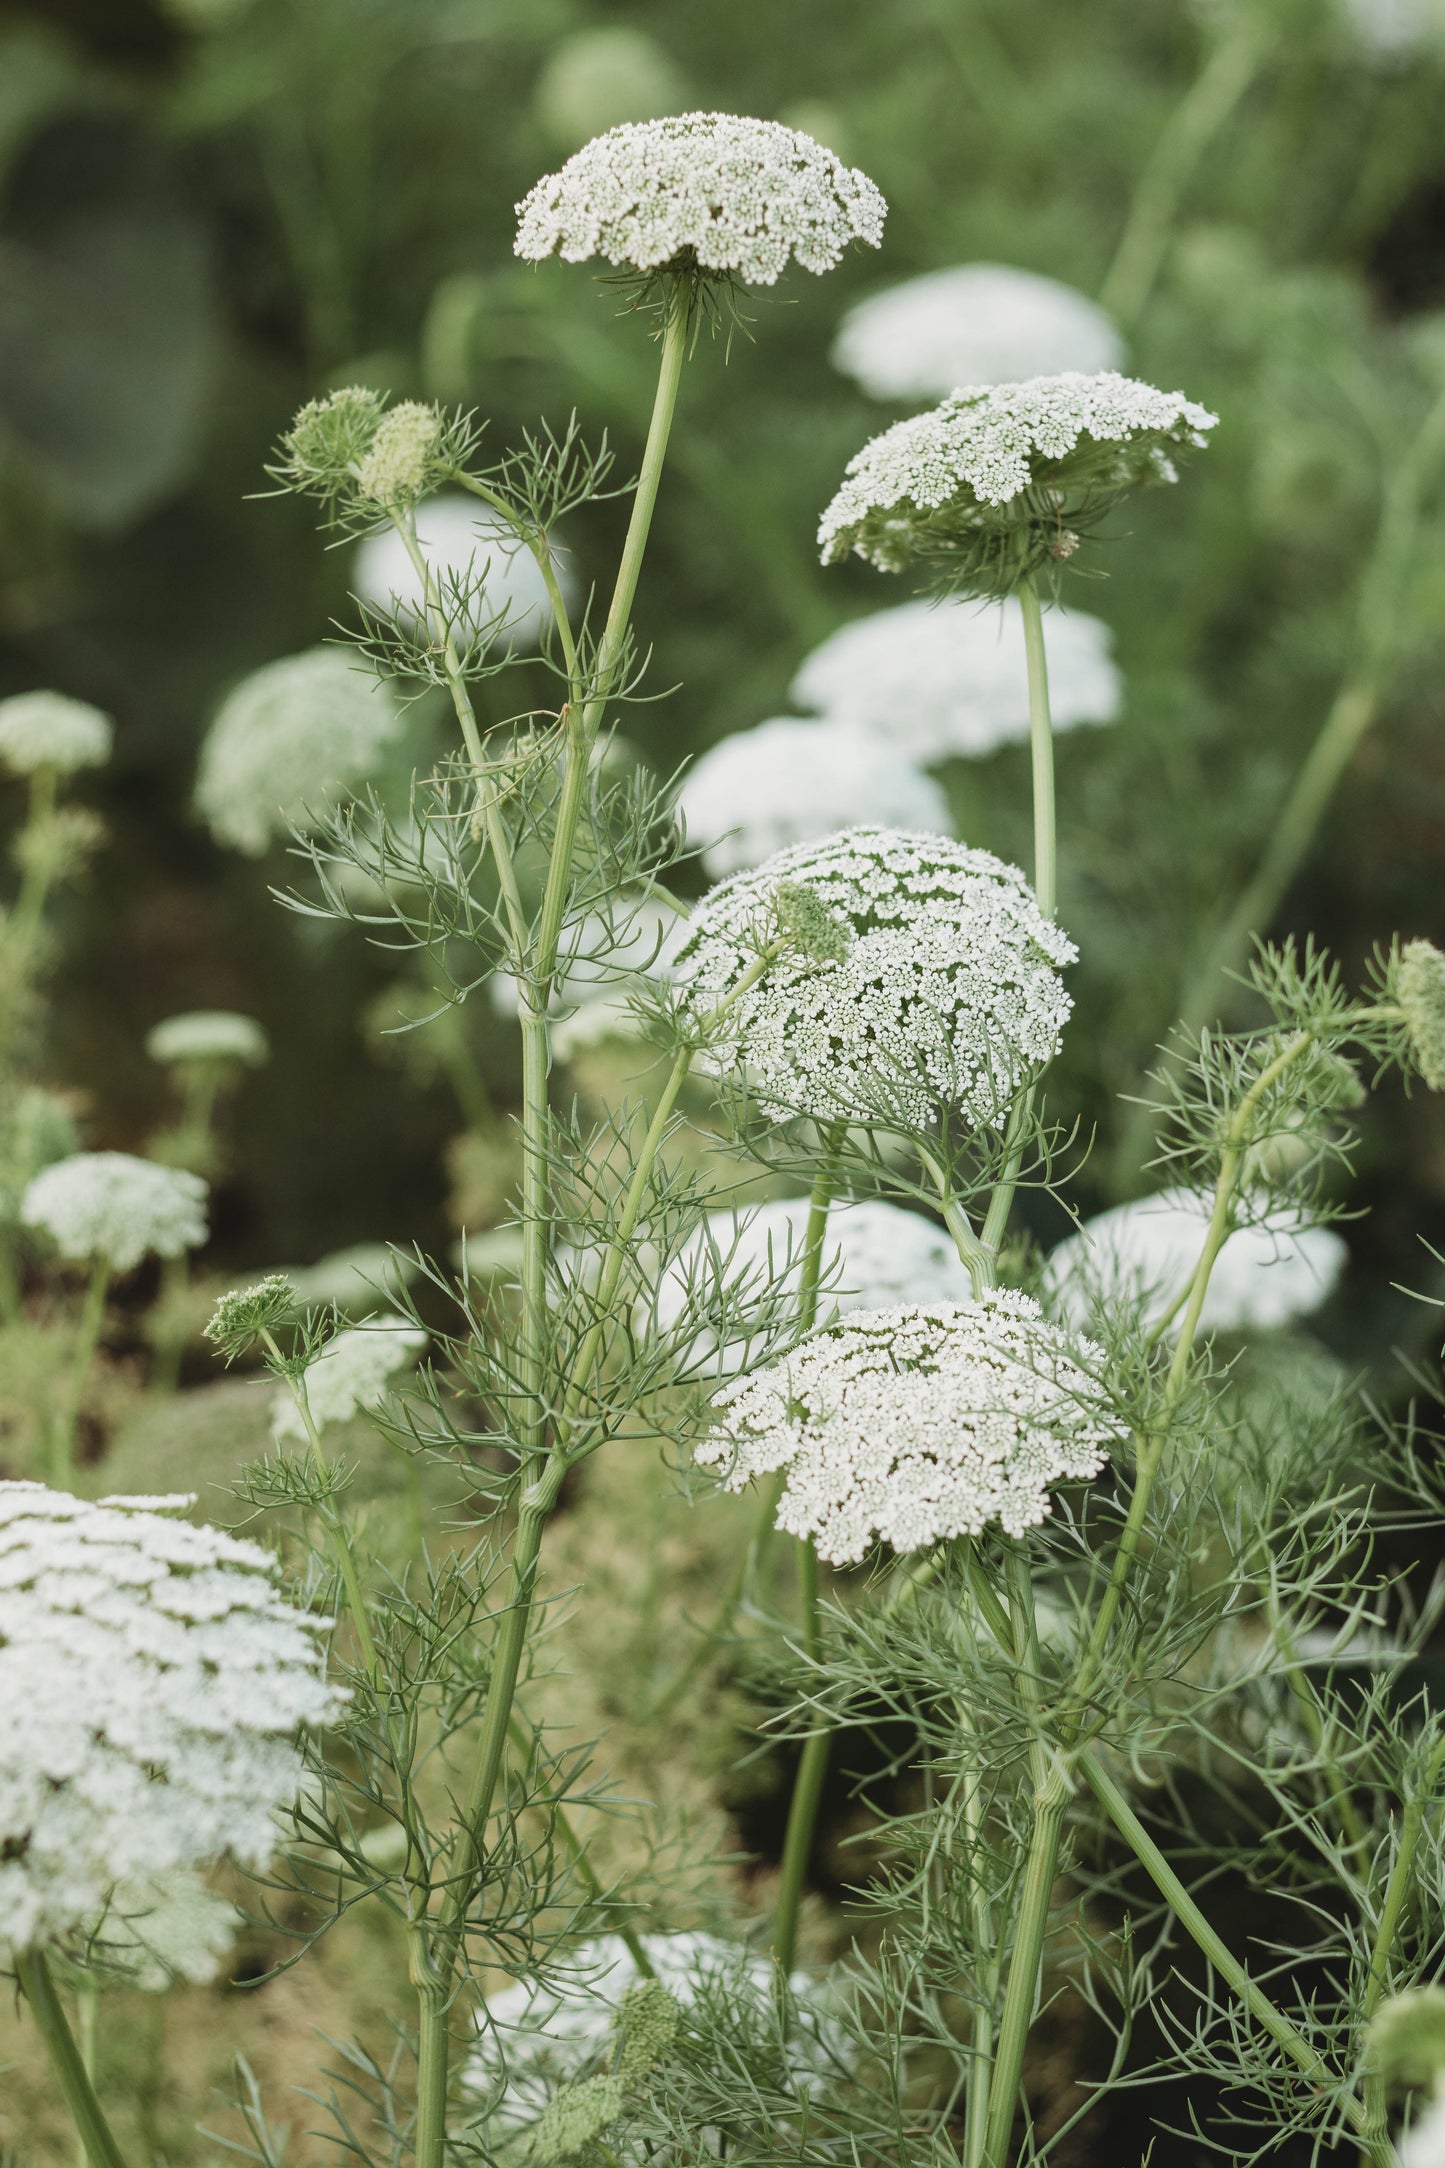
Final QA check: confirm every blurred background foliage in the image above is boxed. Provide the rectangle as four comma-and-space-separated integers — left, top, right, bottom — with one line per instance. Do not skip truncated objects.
3, 0, 1445, 1342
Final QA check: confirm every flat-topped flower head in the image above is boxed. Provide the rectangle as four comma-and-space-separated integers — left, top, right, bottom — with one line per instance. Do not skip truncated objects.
354, 495, 573, 657
0, 692, 114, 776
1043, 1189, 1348, 1335
833, 264, 1125, 404
673, 827, 1075, 1132
514, 112, 886, 289
22, 1152, 208, 1273
271, 1314, 427, 1442
146, 1011, 270, 1070
195, 647, 404, 857
701, 1292, 1120, 1564
0, 1483, 341, 1962
791, 596, 1121, 763
680, 715, 950, 876
818, 371, 1218, 597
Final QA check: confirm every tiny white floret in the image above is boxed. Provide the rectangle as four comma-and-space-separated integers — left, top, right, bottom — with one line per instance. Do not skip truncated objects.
22, 1153, 208, 1274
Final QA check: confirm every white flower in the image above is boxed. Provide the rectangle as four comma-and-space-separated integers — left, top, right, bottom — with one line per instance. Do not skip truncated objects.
818, 371, 1218, 580
703, 1293, 1120, 1565
21, 1152, 208, 1273
1337, 0, 1445, 61
833, 264, 1124, 404
195, 648, 404, 858
146, 1011, 270, 1069
1401, 2085, 1445, 2168
673, 827, 1074, 1131
90, 1871, 239, 1989
791, 597, 1121, 762
680, 716, 951, 877
1043, 1190, 1348, 1336
0, 692, 113, 776
514, 112, 886, 286
352, 495, 573, 656
0, 1483, 341, 1962
271, 1315, 428, 1443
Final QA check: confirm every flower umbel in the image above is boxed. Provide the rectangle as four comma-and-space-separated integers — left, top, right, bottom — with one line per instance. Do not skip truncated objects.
205, 1276, 298, 1360
1395, 939, 1445, 1091
146, 1011, 270, 1070
0, 692, 114, 776
702, 1293, 1120, 1565
354, 401, 443, 506
21, 1152, 208, 1273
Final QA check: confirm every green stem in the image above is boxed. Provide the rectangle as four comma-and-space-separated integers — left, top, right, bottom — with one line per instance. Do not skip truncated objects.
51, 1256, 109, 1487
15, 1951, 130, 2168
9, 765, 59, 953
1099, 16, 1270, 326
75, 1980, 99, 2168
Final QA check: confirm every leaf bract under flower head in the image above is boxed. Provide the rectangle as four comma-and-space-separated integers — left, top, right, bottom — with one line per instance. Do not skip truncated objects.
703, 1293, 1120, 1565
514, 111, 886, 288
818, 370, 1217, 597
673, 826, 1075, 1132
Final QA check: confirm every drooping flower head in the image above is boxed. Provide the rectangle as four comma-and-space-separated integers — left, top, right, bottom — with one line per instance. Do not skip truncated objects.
514, 112, 886, 289
271, 1314, 427, 1442
21, 1152, 208, 1273
0, 692, 114, 777
702, 1293, 1120, 1564
673, 827, 1074, 1132
353, 495, 573, 657
1043, 1189, 1348, 1336
790, 597, 1121, 763
146, 1011, 270, 1071
0, 1483, 341, 1962
195, 647, 404, 857
679, 715, 951, 876
833, 264, 1125, 404
818, 371, 1218, 597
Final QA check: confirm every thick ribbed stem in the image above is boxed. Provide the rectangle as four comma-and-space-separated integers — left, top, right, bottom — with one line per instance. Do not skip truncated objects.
15, 1951, 130, 2168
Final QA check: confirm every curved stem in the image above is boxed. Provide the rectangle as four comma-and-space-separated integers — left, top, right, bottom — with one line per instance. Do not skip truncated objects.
51, 1257, 109, 1487
15, 1950, 131, 2168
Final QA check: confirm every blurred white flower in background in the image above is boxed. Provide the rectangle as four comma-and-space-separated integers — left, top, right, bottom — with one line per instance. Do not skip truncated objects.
833, 264, 1124, 403
91, 1872, 239, 1989
1337, 0, 1445, 61
0, 692, 113, 776
195, 647, 404, 857
352, 494, 574, 655
1043, 1189, 1349, 1335
790, 597, 1121, 763
679, 714, 951, 875
146, 1011, 270, 1070
21, 1152, 208, 1273
533, 26, 687, 149
271, 1315, 428, 1442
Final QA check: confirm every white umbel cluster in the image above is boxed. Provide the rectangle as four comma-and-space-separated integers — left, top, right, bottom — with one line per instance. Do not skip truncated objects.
703, 1293, 1119, 1564
21, 1152, 208, 1273
0, 1483, 341, 1962
1043, 1189, 1349, 1335
195, 648, 404, 857
271, 1315, 428, 1442
791, 597, 1121, 762
818, 371, 1218, 568
514, 112, 886, 284
0, 692, 114, 776
833, 264, 1124, 403
673, 827, 1075, 1130
679, 715, 950, 876
146, 1011, 270, 1069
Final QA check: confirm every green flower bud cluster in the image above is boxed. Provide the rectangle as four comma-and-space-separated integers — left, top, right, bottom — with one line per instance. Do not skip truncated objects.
1369, 1986, 1445, 2094
773, 879, 851, 965
355, 401, 444, 506
205, 1275, 297, 1359
279, 386, 384, 503
535, 2073, 625, 2163
1396, 939, 1445, 1092
612, 1977, 682, 2081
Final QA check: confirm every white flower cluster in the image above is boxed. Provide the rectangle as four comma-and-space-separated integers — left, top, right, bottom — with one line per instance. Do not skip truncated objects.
146, 1011, 270, 1069
704, 1292, 1119, 1564
353, 496, 574, 656
833, 264, 1124, 404
195, 648, 404, 858
818, 371, 1219, 569
1043, 1190, 1348, 1336
0, 692, 114, 776
1337, 0, 1445, 61
674, 828, 1075, 1131
271, 1315, 428, 1443
679, 715, 950, 876
514, 112, 886, 285
790, 596, 1121, 763
21, 1152, 208, 1273
0, 1483, 340, 1962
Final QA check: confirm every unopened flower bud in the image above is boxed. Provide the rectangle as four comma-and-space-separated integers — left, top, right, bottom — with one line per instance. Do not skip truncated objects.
535, 2074, 624, 2163
279, 386, 383, 501
613, 1977, 681, 2080
354, 401, 443, 505
205, 1275, 297, 1358
773, 879, 850, 965
1397, 940, 1445, 1092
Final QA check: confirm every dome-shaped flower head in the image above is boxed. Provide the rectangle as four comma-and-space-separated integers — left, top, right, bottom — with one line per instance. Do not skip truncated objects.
791, 596, 1121, 763
195, 648, 404, 858
833, 264, 1125, 404
673, 827, 1075, 1132
0, 1482, 342, 1962
1043, 1189, 1348, 1336
271, 1314, 427, 1442
680, 715, 951, 877
701, 1292, 1120, 1564
21, 1152, 208, 1274
514, 112, 886, 287
146, 1011, 270, 1071
818, 371, 1218, 597
353, 495, 573, 657
0, 692, 114, 777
